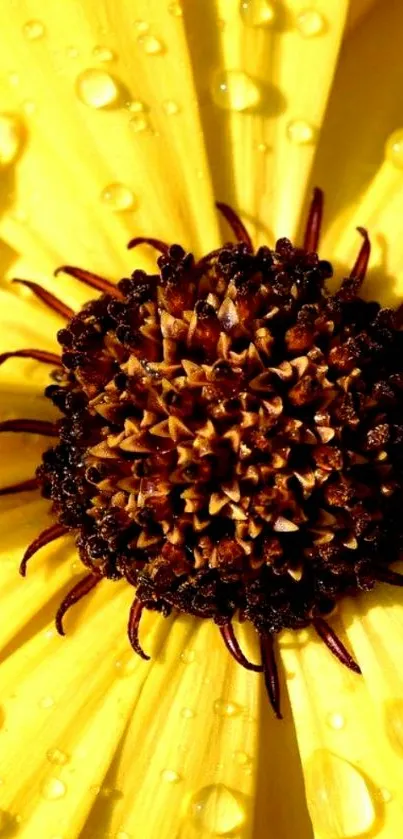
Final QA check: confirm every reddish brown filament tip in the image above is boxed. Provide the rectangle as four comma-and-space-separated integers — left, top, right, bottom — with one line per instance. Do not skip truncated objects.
0, 349, 62, 368
350, 227, 371, 282
375, 568, 403, 587
220, 622, 263, 672
12, 279, 74, 320
0, 477, 37, 497
303, 187, 324, 253
20, 522, 68, 577
0, 419, 58, 436
260, 633, 282, 719
313, 617, 361, 674
216, 202, 253, 252
55, 266, 123, 298
128, 598, 150, 660
127, 236, 169, 254
55, 573, 101, 636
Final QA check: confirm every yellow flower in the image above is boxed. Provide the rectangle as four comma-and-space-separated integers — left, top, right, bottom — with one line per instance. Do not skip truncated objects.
1, 1, 403, 838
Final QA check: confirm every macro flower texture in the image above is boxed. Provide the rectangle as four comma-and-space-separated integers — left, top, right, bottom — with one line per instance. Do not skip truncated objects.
3, 0, 403, 837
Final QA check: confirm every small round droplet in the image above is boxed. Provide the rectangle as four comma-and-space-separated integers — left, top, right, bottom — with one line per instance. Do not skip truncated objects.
296, 9, 326, 38
257, 141, 268, 153
93, 45, 115, 62
129, 114, 150, 133
181, 707, 195, 719
100, 183, 136, 212
0, 114, 22, 166
22, 100, 36, 116
286, 119, 315, 145
39, 695, 55, 709
160, 769, 182, 784
189, 784, 246, 835
23, 19, 45, 40
41, 777, 67, 801
180, 649, 196, 664
239, 0, 275, 28
127, 99, 146, 113
134, 20, 150, 34
162, 100, 180, 116
137, 34, 164, 55
233, 750, 252, 767
76, 69, 119, 109
168, 2, 183, 16
211, 70, 260, 112
305, 750, 376, 838
115, 831, 131, 839
378, 787, 393, 803
46, 748, 69, 766
70, 560, 81, 574
213, 698, 242, 717
385, 129, 403, 170
66, 46, 79, 58
326, 712, 346, 731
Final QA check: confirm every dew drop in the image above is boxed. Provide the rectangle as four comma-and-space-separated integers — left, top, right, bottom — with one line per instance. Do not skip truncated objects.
180, 649, 196, 664
168, 2, 183, 16
213, 698, 242, 717
41, 777, 67, 801
239, 0, 276, 28
378, 787, 393, 803
160, 768, 182, 784
93, 45, 115, 62
181, 707, 195, 719
162, 99, 180, 116
233, 750, 252, 767
296, 9, 326, 38
23, 19, 45, 40
39, 695, 55, 709
189, 784, 246, 835
100, 183, 136, 211
305, 750, 376, 837
129, 114, 150, 133
384, 698, 403, 755
70, 560, 81, 574
127, 99, 146, 113
46, 747, 69, 766
257, 141, 269, 153
0, 114, 22, 166
286, 119, 315, 145
137, 34, 164, 55
76, 69, 119, 109
134, 20, 150, 34
326, 712, 346, 731
211, 70, 260, 112
385, 129, 403, 169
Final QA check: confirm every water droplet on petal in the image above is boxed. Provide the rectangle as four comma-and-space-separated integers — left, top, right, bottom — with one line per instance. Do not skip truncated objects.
286, 119, 315, 145
239, 0, 275, 28
384, 699, 403, 754
115, 831, 131, 839
385, 129, 403, 169
100, 183, 136, 211
127, 99, 146, 113
233, 750, 252, 766
93, 45, 115, 62
129, 114, 150, 133
0, 114, 22, 166
189, 784, 246, 835
296, 9, 326, 38
162, 100, 180, 116
212, 70, 260, 112
326, 712, 346, 731
39, 695, 55, 709
160, 769, 182, 783
134, 20, 150, 34
181, 707, 195, 719
213, 699, 242, 717
378, 787, 393, 803
76, 69, 119, 109
257, 141, 269, 153
46, 747, 69, 766
23, 19, 45, 40
305, 750, 376, 838
66, 46, 79, 58
41, 777, 67, 800
180, 649, 196, 664
168, 2, 183, 16
137, 34, 164, 55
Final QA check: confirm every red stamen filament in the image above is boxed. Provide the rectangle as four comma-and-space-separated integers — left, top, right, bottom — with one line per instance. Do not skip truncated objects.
260, 633, 282, 719
0, 349, 62, 367
375, 568, 403, 586
128, 598, 150, 660
313, 617, 361, 674
20, 522, 68, 576
0, 477, 37, 496
303, 187, 324, 253
219, 622, 263, 672
350, 227, 371, 282
127, 236, 169, 254
0, 419, 58, 436
55, 573, 101, 635
12, 279, 74, 319
216, 202, 253, 251
55, 266, 123, 298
